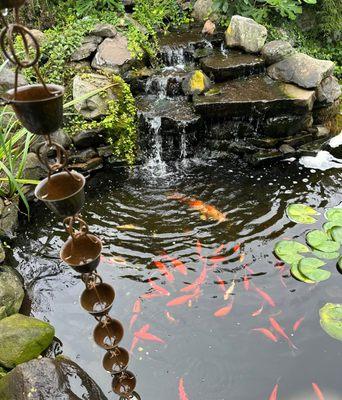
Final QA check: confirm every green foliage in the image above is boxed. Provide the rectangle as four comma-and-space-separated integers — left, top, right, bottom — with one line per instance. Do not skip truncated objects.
73, 0, 124, 16
320, 303, 342, 341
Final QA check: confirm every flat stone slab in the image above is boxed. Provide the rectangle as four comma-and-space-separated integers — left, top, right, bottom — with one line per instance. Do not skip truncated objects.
193, 75, 315, 118
201, 51, 265, 81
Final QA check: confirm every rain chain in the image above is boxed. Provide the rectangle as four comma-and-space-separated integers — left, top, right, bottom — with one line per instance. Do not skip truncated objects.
0, 1, 139, 398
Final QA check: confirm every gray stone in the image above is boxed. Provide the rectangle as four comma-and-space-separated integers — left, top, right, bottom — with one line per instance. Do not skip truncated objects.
316, 76, 341, 105
0, 67, 27, 93
71, 157, 103, 172
0, 314, 54, 368
0, 357, 108, 400
70, 35, 103, 62
182, 70, 212, 95
202, 20, 216, 35
91, 35, 134, 73
267, 53, 335, 89
283, 132, 314, 148
31, 129, 72, 153
279, 144, 296, 154
0, 242, 4, 264
90, 23, 117, 38
0, 265, 24, 321
97, 145, 113, 157
73, 73, 116, 120
26, 29, 46, 48
315, 125, 330, 138
225, 15, 267, 53
73, 128, 105, 149
69, 148, 98, 163
0, 198, 18, 240
298, 138, 327, 157
246, 150, 285, 166
192, 0, 213, 21
261, 40, 296, 66
260, 114, 313, 137
22, 153, 47, 181
313, 100, 340, 125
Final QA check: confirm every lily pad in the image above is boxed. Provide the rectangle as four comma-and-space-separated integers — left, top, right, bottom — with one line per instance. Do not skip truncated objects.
319, 303, 342, 341
331, 226, 342, 244
323, 221, 342, 234
274, 240, 309, 264
298, 257, 330, 282
325, 208, 342, 223
313, 250, 340, 260
290, 262, 315, 284
286, 204, 319, 224
306, 230, 330, 248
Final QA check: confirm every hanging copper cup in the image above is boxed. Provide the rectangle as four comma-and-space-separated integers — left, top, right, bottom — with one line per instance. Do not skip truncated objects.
103, 347, 129, 375
94, 317, 124, 350
112, 371, 137, 397
5, 84, 64, 135
80, 279, 115, 317
0, 0, 26, 8
34, 170, 85, 218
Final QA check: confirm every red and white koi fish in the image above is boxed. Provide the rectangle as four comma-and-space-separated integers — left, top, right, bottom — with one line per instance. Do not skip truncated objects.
252, 328, 278, 343
214, 275, 227, 293
179, 378, 189, 400
312, 383, 325, 400
133, 299, 141, 314
269, 384, 279, 400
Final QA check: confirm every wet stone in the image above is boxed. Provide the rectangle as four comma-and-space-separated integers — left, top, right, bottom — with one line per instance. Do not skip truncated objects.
69, 148, 98, 163
297, 138, 327, 156
246, 149, 285, 165
322, 132, 342, 159
313, 100, 340, 125
0, 198, 18, 240
71, 157, 103, 172
182, 70, 212, 95
201, 51, 265, 82
282, 132, 314, 148
0, 265, 24, 321
73, 128, 106, 149
260, 113, 313, 137
316, 76, 341, 106
315, 125, 331, 138
0, 68, 27, 93
249, 137, 280, 149
279, 144, 296, 154
22, 153, 48, 181
31, 129, 72, 153
70, 36, 103, 62
261, 40, 296, 66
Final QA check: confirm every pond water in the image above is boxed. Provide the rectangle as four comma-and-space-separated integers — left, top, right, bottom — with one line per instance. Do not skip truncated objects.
14, 159, 342, 399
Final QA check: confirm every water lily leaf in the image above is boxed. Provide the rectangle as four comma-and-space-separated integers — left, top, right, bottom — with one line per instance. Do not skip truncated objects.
286, 204, 319, 224
290, 262, 315, 284
298, 258, 330, 282
331, 226, 342, 244
325, 208, 342, 223
306, 230, 329, 248
274, 240, 309, 264
315, 241, 340, 253
313, 250, 340, 260
323, 221, 342, 239
319, 303, 342, 341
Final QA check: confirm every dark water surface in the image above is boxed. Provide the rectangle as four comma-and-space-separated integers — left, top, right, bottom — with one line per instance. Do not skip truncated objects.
14, 159, 342, 399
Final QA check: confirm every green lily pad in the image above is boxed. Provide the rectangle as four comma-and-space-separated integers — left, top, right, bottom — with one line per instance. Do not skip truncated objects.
325, 208, 342, 223
298, 258, 330, 282
290, 262, 315, 284
331, 226, 342, 244
306, 230, 330, 248
286, 204, 319, 224
274, 240, 309, 264
323, 221, 342, 234
319, 303, 342, 341
313, 250, 340, 260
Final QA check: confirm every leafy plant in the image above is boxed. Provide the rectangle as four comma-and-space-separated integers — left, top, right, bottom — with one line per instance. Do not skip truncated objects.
73, 0, 124, 16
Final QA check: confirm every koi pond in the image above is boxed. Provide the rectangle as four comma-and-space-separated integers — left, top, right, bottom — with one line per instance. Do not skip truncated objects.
13, 159, 342, 399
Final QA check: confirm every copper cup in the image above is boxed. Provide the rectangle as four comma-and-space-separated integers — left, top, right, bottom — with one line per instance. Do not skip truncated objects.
94, 317, 124, 350
61, 234, 102, 274
0, 0, 26, 8
103, 347, 129, 374
6, 84, 64, 135
112, 371, 137, 396
35, 171, 85, 218
80, 283, 115, 317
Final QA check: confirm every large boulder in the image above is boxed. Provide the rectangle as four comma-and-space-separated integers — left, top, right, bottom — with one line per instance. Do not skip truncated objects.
0, 68, 27, 93
0, 314, 54, 368
261, 40, 296, 66
0, 198, 18, 240
0, 265, 24, 321
73, 73, 116, 120
192, 0, 213, 21
89, 23, 117, 38
91, 35, 134, 73
0, 357, 108, 400
225, 15, 267, 53
267, 53, 335, 89
26, 29, 47, 48
316, 76, 341, 106
182, 70, 212, 95
70, 35, 103, 62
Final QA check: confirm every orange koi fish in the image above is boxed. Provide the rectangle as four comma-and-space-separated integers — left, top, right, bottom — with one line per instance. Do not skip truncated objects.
129, 314, 138, 330
251, 302, 264, 317
153, 261, 175, 282
239, 253, 246, 263
148, 279, 170, 296
269, 317, 296, 349
243, 274, 250, 291
171, 258, 188, 275
130, 336, 139, 353
169, 193, 227, 223
252, 328, 278, 343
254, 286, 276, 308
167, 293, 196, 307
214, 243, 225, 255
214, 299, 234, 317
133, 299, 142, 314
233, 243, 241, 253
312, 383, 325, 400
215, 275, 226, 292
293, 316, 305, 332
134, 325, 165, 344
269, 384, 279, 400
179, 378, 189, 400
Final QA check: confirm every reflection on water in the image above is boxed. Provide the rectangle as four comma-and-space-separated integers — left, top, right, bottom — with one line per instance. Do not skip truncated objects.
14, 159, 342, 399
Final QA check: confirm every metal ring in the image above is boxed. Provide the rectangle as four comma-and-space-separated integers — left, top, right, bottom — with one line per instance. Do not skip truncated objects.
63, 216, 90, 239
36, 140, 69, 173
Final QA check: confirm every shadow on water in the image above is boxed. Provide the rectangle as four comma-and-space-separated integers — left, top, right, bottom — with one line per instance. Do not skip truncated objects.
14, 158, 342, 399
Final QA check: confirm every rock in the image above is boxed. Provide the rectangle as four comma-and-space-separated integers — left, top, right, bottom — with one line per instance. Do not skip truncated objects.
202, 20, 216, 35
0, 198, 18, 240
313, 100, 340, 125
0, 357, 108, 400
0, 67, 27, 93
283, 132, 314, 148
97, 145, 113, 158
26, 29, 47, 48
279, 144, 296, 154
0, 265, 24, 321
0, 243, 4, 264
261, 40, 296, 66
246, 150, 285, 165
260, 114, 313, 137
125, 15, 149, 35
31, 129, 72, 153
69, 148, 98, 163
225, 15, 267, 53
0, 314, 54, 368
70, 36, 103, 62
73, 73, 116, 120
91, 35, 134, 73
322, 132, 342, 159
72, 128, 105, 149
315, 125, 330, 138
249, 137, 280, 149
267, 53, 335, 89
182, 70, 212, 95
89, 23, 117, 38
316, 76, 341, 106
192, 0, 213, 21
201, 51, 265, 82
22, 153, 47, 181
298, 138, 327, 157
71, 157, 103, 172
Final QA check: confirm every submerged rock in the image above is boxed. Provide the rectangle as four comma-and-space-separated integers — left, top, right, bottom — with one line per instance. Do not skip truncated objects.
267, 53, 335, 89
182, 70, 212, 95
316, 76, 341, 106
0, 357, 108, 400
0, 265, 24, 321
0, 198, 18, 240
0, 314, 54, 368
261, 40, 296, 66
70, 35, 103, 62
225, 15, 267, 53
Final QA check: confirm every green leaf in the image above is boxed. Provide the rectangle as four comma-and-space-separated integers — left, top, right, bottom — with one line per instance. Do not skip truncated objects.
274, 240, 309, 264
313, 250, 340, 260
286, 204, 319, 224
319, 303, 342, 341
298, 257, 330, 282
290, 262, 315, 284
325, 208, 342, 223
323, 221, 342, 238
331, 226, 342, 244
306, 230, 330, 248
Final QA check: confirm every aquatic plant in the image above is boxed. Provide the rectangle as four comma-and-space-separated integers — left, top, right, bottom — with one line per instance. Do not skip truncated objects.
275, 204, 342, 283
319, 303, 342, 341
